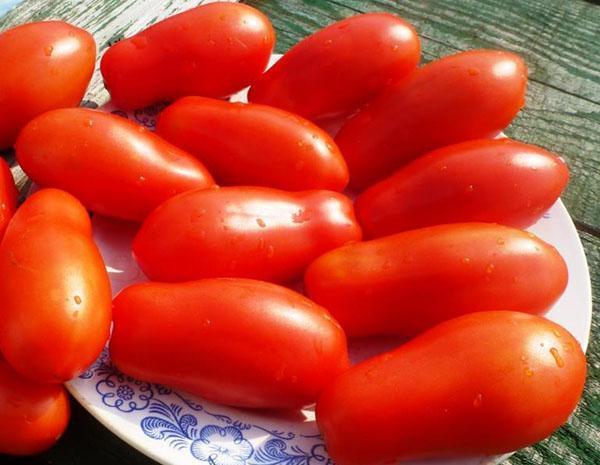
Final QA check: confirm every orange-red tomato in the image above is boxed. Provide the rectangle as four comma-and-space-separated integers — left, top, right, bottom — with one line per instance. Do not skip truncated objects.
0, 21, 95, 148
305, 223, 567, 337
0, 358, 70, 456
16, 108, 215, 222
101, 2, 275, 109
133, 186, 361, 283
111, 279, 350, 409
0, 189, 112, 383
317, 312, 587, 465
156, 96, 349, 191
249, 13, 420, 122
0, 158, 17, 240
355, 139, 569, 237
336, 50, 528, 189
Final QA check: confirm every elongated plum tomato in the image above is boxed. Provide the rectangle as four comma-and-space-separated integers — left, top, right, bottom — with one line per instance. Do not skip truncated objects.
15, 108, 214, 222
336, 50, 528, 189
0, 21, 95, 148
111, 278, 349, 409
133, 186, 361, 283
156, 96, 348, 191
0, 359, 70, 456
0, 159, 17, 240
305, 223, 567, 337
248, 13, 420, 122
355, 139, 569, 237
101, 2, 274, 109
317, 311, 587, 465
0, 189, 112, 383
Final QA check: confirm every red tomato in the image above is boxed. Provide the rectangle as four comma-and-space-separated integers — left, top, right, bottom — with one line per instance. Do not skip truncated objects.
133, 186, 361, 283
0, 189, 112, 383
336, 50, 528, 189
0, 359, 70, 455
355, 139, 569, 237
0, 159, 17, 240
248, 13, 420, 122
317, 311, 587, 465
305, 223, 567, 337
0, 21, 95, 148
111, 278, 349, 409
101, 2, 275, 109
156, 96, 348, 191
16, 108, 215, 222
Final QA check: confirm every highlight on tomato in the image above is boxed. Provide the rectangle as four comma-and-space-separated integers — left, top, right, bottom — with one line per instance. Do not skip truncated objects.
0, 158, 17, 240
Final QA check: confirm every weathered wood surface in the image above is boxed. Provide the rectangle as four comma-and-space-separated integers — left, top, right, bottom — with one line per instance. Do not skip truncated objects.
0, 1, 598, 464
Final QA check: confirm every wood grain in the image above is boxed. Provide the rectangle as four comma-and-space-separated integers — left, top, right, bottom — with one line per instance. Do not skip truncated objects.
0, 1, 598, 464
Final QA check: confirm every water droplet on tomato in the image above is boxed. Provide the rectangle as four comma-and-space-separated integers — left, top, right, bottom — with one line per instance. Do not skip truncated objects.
472, 393, 483, 408
256, 218, 266, 228
84, 118, 93, 128
486, 264, 495, 274
74, 295, 82, 305
44, 45, 53, 56
524, 367, 534, 377
496, 237, 505, 245
267, 245, 275, 258
462, 257, 471, 264
467, 68, 479, 76
464, 184, 475, 193
550, 347, 565, 367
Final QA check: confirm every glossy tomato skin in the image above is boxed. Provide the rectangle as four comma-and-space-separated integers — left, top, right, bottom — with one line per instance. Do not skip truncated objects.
0, 159, 17, 240
111, 278, 350, 409
0, 359, 70, 455
248, 13, 420, 122
0, 21, 95, 148
156, 96, 349, 191
16, 108, 215, 222
317, 311, 587, 465
305, 223, 567, 337
0, 189, 112, 383
336, 50, 528, 189
101, 2, 274, 109
355, 139, 569, 238
133, 186, 361, 283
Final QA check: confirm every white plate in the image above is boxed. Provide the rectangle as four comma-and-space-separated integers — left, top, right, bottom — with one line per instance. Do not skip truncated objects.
65, 55, 592, 465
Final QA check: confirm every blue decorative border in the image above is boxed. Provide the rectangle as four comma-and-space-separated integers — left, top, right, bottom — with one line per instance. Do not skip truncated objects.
79, 349, 329, 465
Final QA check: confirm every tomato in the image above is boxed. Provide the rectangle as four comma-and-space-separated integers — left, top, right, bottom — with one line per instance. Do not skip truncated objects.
0, 359, 70, 455
317, 311, 587, 465
156, 96, 348, 191
248, 13, 420, 123
335, 50, 528, 189
16, 108, 215, 222
305, 223, 567, 337
101, 2, 275, 110
0, 189, 112, 383
133, 186, 361, 283
110, 278, 349, 409
0, 21, 95, 148
0, 158, 17, 240
355, 139, 569, 238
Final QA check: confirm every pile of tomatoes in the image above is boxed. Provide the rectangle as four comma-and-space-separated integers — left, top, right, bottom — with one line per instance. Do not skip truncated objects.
0, 2, 587, 464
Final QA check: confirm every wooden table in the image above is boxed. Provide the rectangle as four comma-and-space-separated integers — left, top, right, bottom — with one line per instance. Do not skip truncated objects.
1, 1, 598, 464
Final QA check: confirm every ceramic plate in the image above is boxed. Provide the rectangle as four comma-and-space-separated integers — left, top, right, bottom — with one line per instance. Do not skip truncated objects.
65, 55, 592, 465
